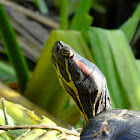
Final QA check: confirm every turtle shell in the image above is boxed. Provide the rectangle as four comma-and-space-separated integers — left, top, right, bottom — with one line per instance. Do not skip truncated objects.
80, 109, 140, 140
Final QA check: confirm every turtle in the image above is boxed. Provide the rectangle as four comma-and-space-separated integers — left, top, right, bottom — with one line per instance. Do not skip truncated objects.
51, 40, 140, 140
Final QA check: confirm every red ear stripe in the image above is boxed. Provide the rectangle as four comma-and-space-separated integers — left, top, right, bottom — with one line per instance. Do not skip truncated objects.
72, 57, 91, 76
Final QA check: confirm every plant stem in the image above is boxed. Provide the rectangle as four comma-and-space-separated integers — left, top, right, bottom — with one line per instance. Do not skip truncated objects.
70, 0, 92, 31
60, 0, 68, 30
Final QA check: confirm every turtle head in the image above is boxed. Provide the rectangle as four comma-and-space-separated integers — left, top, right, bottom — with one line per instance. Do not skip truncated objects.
51, 41, 112, 122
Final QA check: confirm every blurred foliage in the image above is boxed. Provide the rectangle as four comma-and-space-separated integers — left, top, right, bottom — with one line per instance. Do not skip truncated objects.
0, 61, 16, 83
33, 0, 49, 14
0, 3, 30, 93
70, 0, 93, 32
88, 28, 140, 109
0, 0, 140, 137
120, 3, 140, 42
59, 0, 68, 30
0, 99, 60, 139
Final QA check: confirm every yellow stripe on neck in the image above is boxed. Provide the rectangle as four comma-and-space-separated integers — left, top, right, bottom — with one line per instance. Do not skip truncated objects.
64, 59, 88, 122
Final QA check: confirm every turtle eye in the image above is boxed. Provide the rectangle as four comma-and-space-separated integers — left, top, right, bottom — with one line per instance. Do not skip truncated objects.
60, 47, 74, 58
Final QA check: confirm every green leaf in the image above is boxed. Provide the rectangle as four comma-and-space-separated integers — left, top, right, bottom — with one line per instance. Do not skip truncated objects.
70, 0, 93, 32
0, 3, 30, 93
0, 109, 27, 139
0, 61, 16, 83
87, 27, 128, 108
131, 24, 140, 46
88, 27, 140, 110
0, 133, 11, 140
60, 0, 68, 30
107, 30, 140, 110
0, 100, 58, 139
17, 117, 57, 140
120, 3, 140, 42
0, 109, 16, 125
33, 0, 49, 14
136, 60, 140, 72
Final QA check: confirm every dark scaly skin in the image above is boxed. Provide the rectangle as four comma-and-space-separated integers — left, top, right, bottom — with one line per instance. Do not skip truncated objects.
80, 109, 140, 140
51, 40, 112, 122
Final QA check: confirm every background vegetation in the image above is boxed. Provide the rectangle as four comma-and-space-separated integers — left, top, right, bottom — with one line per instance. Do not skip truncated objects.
0, 0, 140, 139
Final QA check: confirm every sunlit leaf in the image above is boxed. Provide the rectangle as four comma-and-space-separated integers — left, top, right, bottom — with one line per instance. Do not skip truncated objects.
88, 27, 140, 110
120, 3, 140, 42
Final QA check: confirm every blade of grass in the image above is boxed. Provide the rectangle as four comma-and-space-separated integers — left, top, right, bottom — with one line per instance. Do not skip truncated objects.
60, 0, 68, 30
0, 133, 11, 140
92, 1, 106, 14
87, 27, 129, 109
0, 61, 16, 83
107, 30, 140, 110
33, 0, 49, 14
136, 60, 140, 72
131, 24, 140, 46
88, 27, 140, 110
120, 3, 140, 42
70, 0, 93, 32
0, 3, 30, 93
